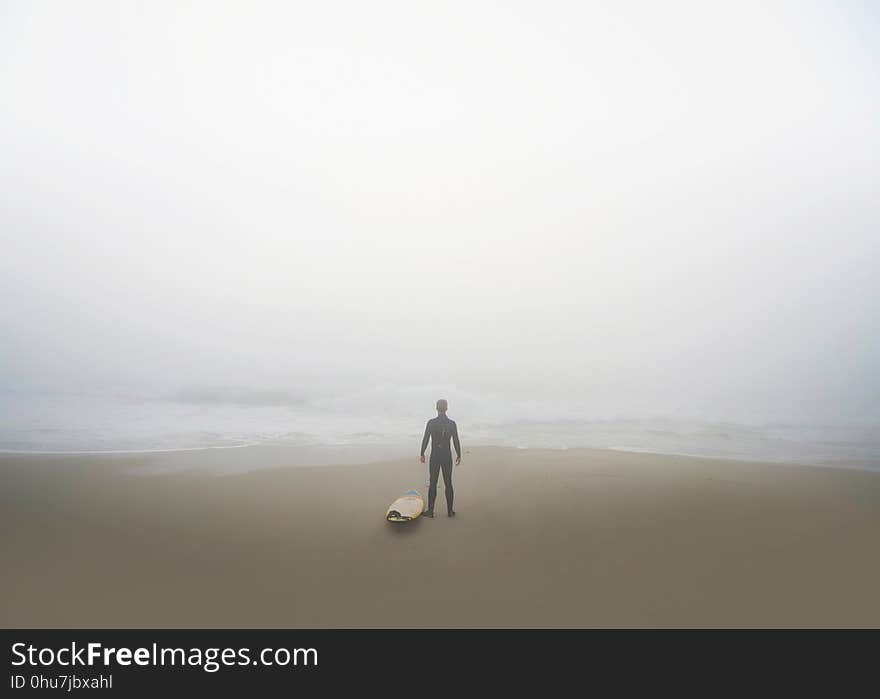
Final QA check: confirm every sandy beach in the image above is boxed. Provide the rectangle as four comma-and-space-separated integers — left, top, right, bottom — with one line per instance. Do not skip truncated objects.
2, 446, 879, 628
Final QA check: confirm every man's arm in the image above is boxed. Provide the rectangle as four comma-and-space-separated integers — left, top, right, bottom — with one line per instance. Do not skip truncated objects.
452, 421, 461, 463
420, 420, 431, 458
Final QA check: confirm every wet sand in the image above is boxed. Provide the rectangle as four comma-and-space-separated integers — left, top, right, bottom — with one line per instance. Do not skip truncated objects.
2, 446, 879, 627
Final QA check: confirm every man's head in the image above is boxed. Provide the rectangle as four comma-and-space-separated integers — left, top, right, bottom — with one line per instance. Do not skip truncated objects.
435, 398, 448, 414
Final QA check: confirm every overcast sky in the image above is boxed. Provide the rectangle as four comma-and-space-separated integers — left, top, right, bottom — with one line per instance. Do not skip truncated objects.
1, 1, 878, 422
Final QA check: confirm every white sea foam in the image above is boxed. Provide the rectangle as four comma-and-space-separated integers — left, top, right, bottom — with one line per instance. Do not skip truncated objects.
1, 392, 878, 470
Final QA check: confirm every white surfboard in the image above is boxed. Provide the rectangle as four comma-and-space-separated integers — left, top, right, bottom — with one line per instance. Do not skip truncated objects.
386, 489, 425, 522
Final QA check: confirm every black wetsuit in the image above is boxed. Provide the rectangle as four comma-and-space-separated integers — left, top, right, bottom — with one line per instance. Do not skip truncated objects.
420, 414, 461, 514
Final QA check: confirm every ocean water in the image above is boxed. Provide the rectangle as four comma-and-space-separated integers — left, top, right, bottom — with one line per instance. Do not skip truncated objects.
0, 392, 878, 471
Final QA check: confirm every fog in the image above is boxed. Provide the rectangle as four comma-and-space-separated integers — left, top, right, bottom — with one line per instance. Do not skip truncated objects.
2, 1, 878, 426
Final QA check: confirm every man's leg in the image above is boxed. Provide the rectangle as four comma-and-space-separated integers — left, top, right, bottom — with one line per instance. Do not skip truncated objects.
427, 457, 441, 514
440, 459, 454, 515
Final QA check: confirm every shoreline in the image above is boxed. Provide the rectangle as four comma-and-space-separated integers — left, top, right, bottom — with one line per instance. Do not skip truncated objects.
1, 441, 876, 475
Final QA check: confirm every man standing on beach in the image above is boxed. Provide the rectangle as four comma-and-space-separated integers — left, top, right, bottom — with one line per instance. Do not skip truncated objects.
420, 399, 461, 518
